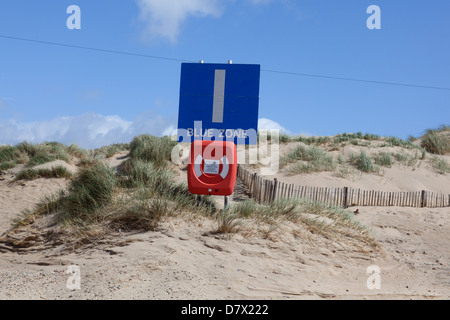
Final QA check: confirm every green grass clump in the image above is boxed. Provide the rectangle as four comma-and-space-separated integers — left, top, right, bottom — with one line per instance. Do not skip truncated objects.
0, 146, 17, 163
16, 142, 70, 167
6, 136, 217, 249
67, 144, 88, 158
1, 141, 88, 171
215, 211, 242, 234
0, 145, 26, 169
110, 195, 170, 232
279, 134, 292, 144
89, 143, 129, 159
430, 156, 450, 175
392, 152, 420, 167
15, 166, 73, 181
282, 144, 336, 174
16, 133, 217, 231
294, 200, 375, 244
333, 134, 352, 144
231, 199, 264, 218
17, 157, 214, 233
129, 135, 176, 168
350, 151, 374, 172
333, 132, 380, 144
118, 157, 210, 215
421, 126, 450, 155
393, 152, 409, 163
286, 160, 336, 175
0, 161, 17, 170
225, 198, 376, 248
384, 137, 410, 148
363, 133, 381, 141
373, 152, 394, 167
119, 158, 174, 190
15, 161, 116, 227
60, 162, 117, 222
294, 136, 330, 145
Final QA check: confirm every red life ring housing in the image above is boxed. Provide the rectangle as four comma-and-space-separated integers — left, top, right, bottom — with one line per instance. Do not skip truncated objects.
187, 140, 237, 196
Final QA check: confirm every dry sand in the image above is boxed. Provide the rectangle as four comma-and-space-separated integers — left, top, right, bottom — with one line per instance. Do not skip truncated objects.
0, 148, 449, 300
274, 141, 450, 194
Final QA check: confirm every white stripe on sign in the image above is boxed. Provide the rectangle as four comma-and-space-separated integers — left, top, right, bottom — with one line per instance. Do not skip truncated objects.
212, 70, 226, 123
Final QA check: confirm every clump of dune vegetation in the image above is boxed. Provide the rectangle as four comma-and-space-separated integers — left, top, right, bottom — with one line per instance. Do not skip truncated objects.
430, 156, 450, 175
14, 166, 73, 181
215, 197, 377, 249
420, 125, 450, 155
10, 135, 216, 248
348, 151, 374, 173
373, 152, 394, 167
88, 143, 130, 160
0, 141, 133, 184
0, 141, 87, 171
128, 135, 177, 168
281, 144, 336, 174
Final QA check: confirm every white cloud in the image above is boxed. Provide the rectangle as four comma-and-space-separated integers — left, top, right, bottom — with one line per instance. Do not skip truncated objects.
0, 113, 291, 149
135, 0, 274, 42
258, 118, 290, 134
0, 112, 174, 150
136, 0, 222, 42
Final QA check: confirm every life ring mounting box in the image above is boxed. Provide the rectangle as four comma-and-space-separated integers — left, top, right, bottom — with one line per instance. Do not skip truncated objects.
187, 140, 237, 196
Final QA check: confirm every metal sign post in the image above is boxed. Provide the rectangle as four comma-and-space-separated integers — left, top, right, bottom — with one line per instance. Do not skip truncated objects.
224, 195, 230, 210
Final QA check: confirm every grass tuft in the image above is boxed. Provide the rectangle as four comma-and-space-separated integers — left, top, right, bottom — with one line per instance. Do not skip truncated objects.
1, 142, 86, 170
349, 151, 374, 173
58, 162, 117, 223
421, 126, 450, 155
129, 135, 176, 168
119, 158, 173, 189
215, 211, 242, 234
17, 142, 70, 167
282, 144, 336, 174
373, 152, 393, 167
225, 198, 377, 248
110, 196, 170, 231
89, 143, 129, 159
430, 156, 450, 175
15, 166, 73, 181
0, 161, 17, 170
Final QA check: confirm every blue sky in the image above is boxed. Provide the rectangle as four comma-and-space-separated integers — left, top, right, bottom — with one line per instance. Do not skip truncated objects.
0, 0, 449, 149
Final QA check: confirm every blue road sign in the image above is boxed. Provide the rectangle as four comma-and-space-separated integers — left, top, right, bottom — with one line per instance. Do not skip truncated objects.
177, 63, 260, 145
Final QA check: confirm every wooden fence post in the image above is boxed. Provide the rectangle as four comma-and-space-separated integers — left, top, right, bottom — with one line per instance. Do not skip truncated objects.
270, 179, 276, 203
420, 190, 426, 208
249, 172, 256, 197
343, 187, 349, 208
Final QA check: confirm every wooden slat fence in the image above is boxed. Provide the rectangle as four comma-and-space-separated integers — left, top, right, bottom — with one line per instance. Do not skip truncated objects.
237, 166, 450, 208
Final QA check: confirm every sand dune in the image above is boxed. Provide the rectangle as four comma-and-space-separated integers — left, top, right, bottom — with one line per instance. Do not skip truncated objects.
0, 144, 449, 300
275, 142, 450, 194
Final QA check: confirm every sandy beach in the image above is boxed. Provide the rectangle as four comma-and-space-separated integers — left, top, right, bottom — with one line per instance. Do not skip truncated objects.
0, 146, 449, 300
